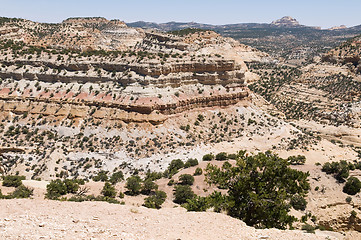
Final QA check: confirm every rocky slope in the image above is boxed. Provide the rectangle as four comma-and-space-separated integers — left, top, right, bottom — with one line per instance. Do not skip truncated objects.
322, 34, 361, 74
249, 31, 361, 129
0, 16, 277, 180
0, 17, 142, 51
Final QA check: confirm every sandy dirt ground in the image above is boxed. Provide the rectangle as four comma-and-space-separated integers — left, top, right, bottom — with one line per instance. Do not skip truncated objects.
0, 199, 347, 240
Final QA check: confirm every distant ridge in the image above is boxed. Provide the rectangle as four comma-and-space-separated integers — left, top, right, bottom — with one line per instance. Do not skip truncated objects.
127, 17, 360, 31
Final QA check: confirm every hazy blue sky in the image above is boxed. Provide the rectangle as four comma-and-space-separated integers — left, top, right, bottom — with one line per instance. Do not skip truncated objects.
1, 0, 360, 28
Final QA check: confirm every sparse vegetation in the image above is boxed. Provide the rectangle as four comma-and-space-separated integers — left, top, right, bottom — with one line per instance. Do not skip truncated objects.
125, 176, 142, 196
2, 175, 25, 187
343, 177, 361, 195
173, 185, 195, 204
143, 190, 167, 209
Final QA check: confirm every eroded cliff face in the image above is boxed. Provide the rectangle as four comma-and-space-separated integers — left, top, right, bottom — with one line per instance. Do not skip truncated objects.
0, 17, 267, 123
0, 83, 249, 123
0, 58, 245, 87
0, 17, 275, 181
322, 35, 361, 74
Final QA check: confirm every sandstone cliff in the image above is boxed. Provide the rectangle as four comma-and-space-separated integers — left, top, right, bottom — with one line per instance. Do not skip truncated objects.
0, 17, 268, 121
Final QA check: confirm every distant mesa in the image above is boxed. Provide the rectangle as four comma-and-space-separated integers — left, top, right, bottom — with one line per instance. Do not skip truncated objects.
62, 17, 127, 27
328, 25, 347, 30
271, 16, 300, 27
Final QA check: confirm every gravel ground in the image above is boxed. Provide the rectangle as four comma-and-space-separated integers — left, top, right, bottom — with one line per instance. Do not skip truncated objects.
0, 199, 345, 240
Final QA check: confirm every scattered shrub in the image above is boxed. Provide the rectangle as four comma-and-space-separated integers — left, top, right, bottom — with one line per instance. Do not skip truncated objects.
143, 190, 167, 209
215, 152, 228, 161
109, 171, 124, 185
68, 195, 120, 204
101, 182, 117, 198
125, 176, 142, 196
93, 171, 108, 182
290, 194, 307, 211
178, 174, 194, 185
144, 170, 162, 181
184, 195, 210, 211
351, 210, 357, 218
193, 167, 203, 176
343, 177, 361, 195
63, 179, 79, 194
46, 180, 68, 199
141, 179, 158, 195
184, 158, 198, 168
202, 154, 214, 161
45, 179, 79, 200
10, 185, 33, 198
302, 224, 315, 233
173, 185, 195, 204
2, 175, 25, 187
167, 179, 175, 186
287, 155, 306, 165
322, 161, 351, 182
227, 154, 238, 160
119, 191, 124, 199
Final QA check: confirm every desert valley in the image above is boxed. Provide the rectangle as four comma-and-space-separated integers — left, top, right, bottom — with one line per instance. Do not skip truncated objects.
0, 14, 361, 239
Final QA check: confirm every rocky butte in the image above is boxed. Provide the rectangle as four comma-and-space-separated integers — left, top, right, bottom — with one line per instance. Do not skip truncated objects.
271, 16, 300, 27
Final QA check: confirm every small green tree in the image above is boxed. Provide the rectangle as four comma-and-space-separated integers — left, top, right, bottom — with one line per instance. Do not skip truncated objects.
169, 159, 184, 170
93, 171, 108, 182
101, 182, 117, 198
141, 179, 158, 195
11, 185, 33, 198
290, 194, 307, 211
163, 159, 185, 178
215, 152, 228, 161
144, 190, 167, 209
178, 174, 195, 185
202, 154, 214, 161
205, 161, 232, 189
322, 161, 350, 183
109, 171, 124, 185
343, 177, 361, 195
184, 196, 209, 211
205, 151, 310, 229
46, 179, 67, 200
184, 158, 198, 168
194, 167, 203, 176
2, 175, 25, 187
173, 185, 195, 204
207, 191, 228, 213
125, 176, 142, 196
